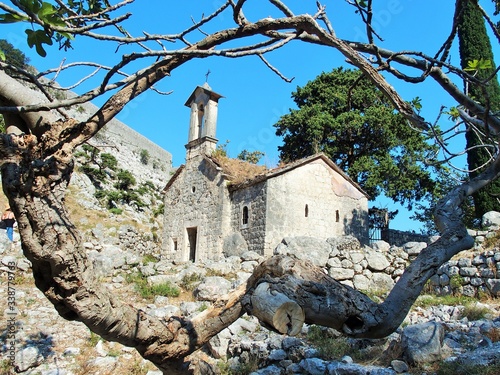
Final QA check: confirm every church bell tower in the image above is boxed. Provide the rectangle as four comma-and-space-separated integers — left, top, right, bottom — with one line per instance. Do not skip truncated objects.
184, 83, 223, 161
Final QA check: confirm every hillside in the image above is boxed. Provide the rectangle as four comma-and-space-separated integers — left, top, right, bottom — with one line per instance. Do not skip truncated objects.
1, 93, 174, 252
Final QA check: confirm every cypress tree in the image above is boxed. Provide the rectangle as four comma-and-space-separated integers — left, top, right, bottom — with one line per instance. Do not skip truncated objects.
457, 0, 500, 220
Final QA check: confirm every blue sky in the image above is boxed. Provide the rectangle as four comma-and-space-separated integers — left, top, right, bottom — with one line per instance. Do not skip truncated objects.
2, 1, 499, 231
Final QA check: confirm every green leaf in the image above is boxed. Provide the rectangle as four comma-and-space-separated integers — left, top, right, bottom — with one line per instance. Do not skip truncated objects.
25, 29, 53, 57
0, 50, 5, 61
0, 13, 29, 23
410, 97, 422, 113
38, 2, 57, 17
19, 0, 42, 14
445, 107, 460, 121
464, 58, 493, 72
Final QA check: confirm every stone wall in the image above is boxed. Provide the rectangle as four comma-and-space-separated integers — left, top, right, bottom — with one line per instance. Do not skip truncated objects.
429, 251, 500, 297
275, 235, 500, 298
381, 228, 430, 247
230, 181, 267, 255
163, 157, 230, 262
265, 160, 369, 255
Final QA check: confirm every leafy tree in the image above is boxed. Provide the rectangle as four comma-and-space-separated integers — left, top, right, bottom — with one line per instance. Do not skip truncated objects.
275, 68, 441, 209
457, 0, 500, 220
1, 1, 500, 372
100, 152, 118, 171
115, 169, 136, 191
0, 39, 30, 70
237, 149, 265, 164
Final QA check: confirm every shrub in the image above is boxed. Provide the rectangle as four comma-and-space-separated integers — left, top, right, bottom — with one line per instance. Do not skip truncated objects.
180, 273, 204, 291
153, 203, 164, 217
115, 169, 136, 190
79, 164, 107, 182
140, 149, 150, 165
450, 274, 466, 291
100, 153, 118, 171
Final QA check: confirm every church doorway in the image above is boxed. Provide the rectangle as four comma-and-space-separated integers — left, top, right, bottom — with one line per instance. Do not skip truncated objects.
186, 227, 198, 262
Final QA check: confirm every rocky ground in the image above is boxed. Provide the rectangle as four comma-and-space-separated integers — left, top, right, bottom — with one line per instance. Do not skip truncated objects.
1, 231, 500, 375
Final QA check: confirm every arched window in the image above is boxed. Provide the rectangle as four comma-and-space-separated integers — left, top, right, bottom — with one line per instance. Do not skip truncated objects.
242, 206, 249, 226
305, 204, 309, 218
197, 104, 205, 138
336, 210, 340, 223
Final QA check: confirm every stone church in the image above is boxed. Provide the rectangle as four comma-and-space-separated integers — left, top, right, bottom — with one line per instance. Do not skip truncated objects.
162, 84, 369, 262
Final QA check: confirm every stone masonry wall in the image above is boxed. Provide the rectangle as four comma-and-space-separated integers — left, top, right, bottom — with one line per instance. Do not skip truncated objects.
163, 157, 229, 262
230, 182, 267, 255
382, 228, 430, 247
265, 161, 369, 256
275, 234, 500, 298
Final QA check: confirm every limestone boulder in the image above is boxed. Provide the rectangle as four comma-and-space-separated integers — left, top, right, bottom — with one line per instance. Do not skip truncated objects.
403, 242, 427, 256
274, 237, 331, 267
365, 250, 390, 271
194, 276, 232, 301
223, 232, 249, 257
482, 211, 500, 228
401, 322, 444, 364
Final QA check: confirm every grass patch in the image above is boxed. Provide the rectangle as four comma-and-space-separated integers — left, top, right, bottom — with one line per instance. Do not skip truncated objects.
142, 254, 158, 264
89, 330, 101, 346
217, 355, 260, 375
307, 325, 352, 360
460, 304, 492, 321
434, 361, 500, 375
180, 273, 204, 291
126, 271, 180, 299
0, 359, 13, 374
414, 294, 476, 309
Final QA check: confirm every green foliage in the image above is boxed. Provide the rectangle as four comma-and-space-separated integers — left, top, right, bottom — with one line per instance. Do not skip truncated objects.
237, 149, 265, 164
461, 304, 491, 321
411, 171, 477, 234
100, 153, 118, 171
137, 181, 155, 195
0, 39, 30, 71
109, 207, 122, 215
435, 361, 500, 375
115, 169, 136, 191
457, 0, 500, 219
450, 274, 466, 291
274, 67, 442, 209
153, 203, 164, 218
180, 273, 204, 291
307, 325, 352, 360
88, 330, 101, 346
0, 115, 5, 133
212, 140, 230, 158
126, 271, 179, 299
414, 294, 476, 309
0, 1, 115, 56
140, 149, 150, 165
142, 254, 158, 264
79, 164, 106, 182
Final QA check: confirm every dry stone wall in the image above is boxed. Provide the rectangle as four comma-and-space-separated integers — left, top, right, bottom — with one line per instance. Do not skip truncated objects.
275, 230, 500, 298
